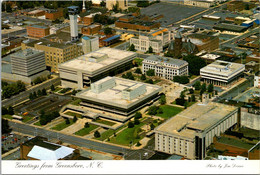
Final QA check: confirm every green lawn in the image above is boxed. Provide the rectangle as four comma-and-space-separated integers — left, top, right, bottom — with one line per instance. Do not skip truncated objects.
54, 87, 62, 92
109, 123, 145, 146
22, 116, 34, 123
134, 58, 143, 66
51, 119, 74, 131
95, 119, 116, 126
74, 124, 98, 136
95, 126, 125, 141
156, 105, 183, 119
34, 121, 43, 126
64, 111, 82, 118
2, 114, 13, 120
153, 80, 161, 84
70, 99, 82, 106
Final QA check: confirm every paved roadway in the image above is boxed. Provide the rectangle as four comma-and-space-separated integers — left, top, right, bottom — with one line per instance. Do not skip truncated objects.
2, 77, 61, 107
2, 149, 20, 160
8, 121, 155, 160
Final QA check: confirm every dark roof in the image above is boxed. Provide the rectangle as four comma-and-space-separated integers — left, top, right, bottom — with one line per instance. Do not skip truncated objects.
22, 136, 61, 151
30, 25, 49, 29
213, 23, 247, 32
175, 31, 182, 39
183, 40, 197, 54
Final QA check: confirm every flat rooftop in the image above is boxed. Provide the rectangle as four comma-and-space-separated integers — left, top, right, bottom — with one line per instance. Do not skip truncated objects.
76, 77, 162, 108
11, 48, 43, 58
156, 102, 238, 139
200, 60, 245, 77
29, 25, 49, 29
59, 47, 137, 74
144, 55, 188, 67
25, 39, 72, 49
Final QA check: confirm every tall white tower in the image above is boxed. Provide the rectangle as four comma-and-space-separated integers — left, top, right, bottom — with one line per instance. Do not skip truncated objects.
68, 6, 79, 42
82, 0, 86, 12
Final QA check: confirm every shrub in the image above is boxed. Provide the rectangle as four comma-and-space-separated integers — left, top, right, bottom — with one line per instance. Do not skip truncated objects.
94, 131, 101, 138
128, 122, 134, 128
134, 119, 140, 125
134, 112, 142, 119
73, 116, 78, 123
146, 69, 155, 76
65, 118, 70, 124
85, 122, 90, 128
148, 106, 159, 115
135, 68, 142, 74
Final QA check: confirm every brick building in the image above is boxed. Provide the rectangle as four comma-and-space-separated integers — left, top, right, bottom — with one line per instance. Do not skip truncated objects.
78, 12, 101, 25
28, 9, 45, 17
20, 136, 81, 160
45, 8, 63, 21
115, 14, 160, 31
81, 24, 102, 35
27, 25, 50, 38
187, 33, 219, 52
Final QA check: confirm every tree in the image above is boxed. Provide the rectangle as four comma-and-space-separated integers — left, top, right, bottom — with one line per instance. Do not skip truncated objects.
159, 94, 166, 105
104, 27, 113, 35
128, 122, 134, 128
112, 2, 120, 12
2, 119, 12, 134
145, 79, 154, 84
191, 94, 196, 102
135, 68, 142, 74
65, 118, 70, 125
148, 106, 159, 115
175, 98, 186, 106
140, 74, 146, 80
146, 69, 155, 76
148, 46, 153, 53
173, 76, 189, 84
6, 3, 12, 12
2, 107, 8, 115
189, 88, 194, 94
29, 93, 34, 100
128, 7, 140, 13
150, 123, 155, 130
33, 92, 37, 99
37, 89, 42, 97
42, 88, 47, 96
51, 84, 55, 91
85, 122, 90, 128
136, 141, 141, 146
201, 83, 207, 93
194, 81, 201, 90
123, 72, 135, 80
137, 0, 150, 7
215, 90, 218, 95
94, 131, 101, 138
184, 101, 188, 109
16, 81, 26, 92
157, 108, 163, 114
183, 55, 206, 75
245, 3, 250, 10
100, 1, 106, 7
134, 112, 142, 119
73, 116, 78, 123
134, 119, 140, 125
207, 84, 214, 93
129, 44, 136, 51
8, 106, 14, 115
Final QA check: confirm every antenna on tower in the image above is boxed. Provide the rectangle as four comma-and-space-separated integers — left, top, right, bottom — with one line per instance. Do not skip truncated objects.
82, 0, 86, 13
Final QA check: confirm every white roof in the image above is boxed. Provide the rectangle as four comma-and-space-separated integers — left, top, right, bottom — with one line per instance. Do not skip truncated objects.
27, 143, 75, 160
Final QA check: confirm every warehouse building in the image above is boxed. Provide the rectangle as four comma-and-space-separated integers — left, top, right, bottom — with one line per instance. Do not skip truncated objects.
27, 25, 50, 38
58, 48, 137, 89
200, 60, 245, 86
142, 55, 188, 80
75, 76, 162, 116
154, 100, 239, 160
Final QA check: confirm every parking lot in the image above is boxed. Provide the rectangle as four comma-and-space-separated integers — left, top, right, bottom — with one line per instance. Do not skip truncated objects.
141, 2, 206, 27
2, 133, 29, 155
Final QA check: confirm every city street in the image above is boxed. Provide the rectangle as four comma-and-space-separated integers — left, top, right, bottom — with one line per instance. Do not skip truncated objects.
8, 121, 156, 160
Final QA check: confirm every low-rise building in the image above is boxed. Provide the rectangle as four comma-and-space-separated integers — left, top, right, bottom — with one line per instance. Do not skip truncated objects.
27, 9, 45, 17
58, 47, 137, 89
27, 25, 50, 38
142, 55, 188, 80
45, 8, 63, 21
184, 0, 219, 8
130, 28, 172, 53
20, 136, 80, 160
200, 60, 245, 86
81, 24, 102, 35
187, 33, 219, 52
106, 0, 128, 10
79, 12, 101, 25
75, 76, 162, 116
154, 101, 239, 159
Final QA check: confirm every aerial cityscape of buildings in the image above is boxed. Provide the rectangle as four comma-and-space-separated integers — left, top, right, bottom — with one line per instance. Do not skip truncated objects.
1, 0, 259, 165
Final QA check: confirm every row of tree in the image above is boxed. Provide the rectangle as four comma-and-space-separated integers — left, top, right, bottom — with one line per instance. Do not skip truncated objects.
2, 81, 26, 99
173, 76, 189, 84
29, 88, 47, 100
193, 81, 214, 95
2, 106, 14, 116
39, 111, 59, 125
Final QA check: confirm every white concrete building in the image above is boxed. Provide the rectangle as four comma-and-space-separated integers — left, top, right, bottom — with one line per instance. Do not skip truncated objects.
200, 60, 245, 86
11, 48, 46, 77
58, 47, 137, 89
154, 101, 239, 160
142, 55, 188, 80
130, 28, 173, 53
106, 0, 128, 10
82, 36, 99, 54
76, 76, 162, 116
184, 0, 226, 8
